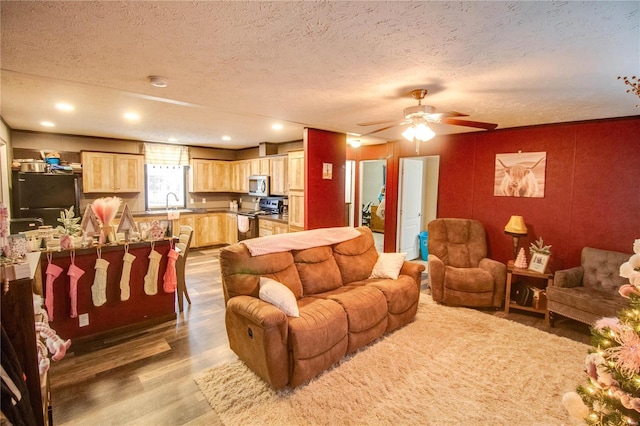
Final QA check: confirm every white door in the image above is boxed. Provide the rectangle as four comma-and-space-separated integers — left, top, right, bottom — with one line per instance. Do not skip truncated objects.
397, 158, 424, 260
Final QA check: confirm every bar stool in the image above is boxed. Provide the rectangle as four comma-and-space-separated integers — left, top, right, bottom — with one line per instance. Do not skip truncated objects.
175, 225, 193, 312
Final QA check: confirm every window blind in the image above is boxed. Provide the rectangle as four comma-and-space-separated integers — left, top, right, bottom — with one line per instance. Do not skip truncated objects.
143, 143, 189, 166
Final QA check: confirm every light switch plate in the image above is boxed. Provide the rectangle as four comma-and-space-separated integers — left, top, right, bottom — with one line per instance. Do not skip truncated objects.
79, 313, 89, 327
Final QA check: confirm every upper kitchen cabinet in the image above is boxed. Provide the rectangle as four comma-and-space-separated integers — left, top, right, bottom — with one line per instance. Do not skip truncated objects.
82, 151, 144, 193
269, 155, 288, 196
189, 159, 231, 192
249, 158, 270, 176
231, 160, 250, 193
288, 150, 305, 191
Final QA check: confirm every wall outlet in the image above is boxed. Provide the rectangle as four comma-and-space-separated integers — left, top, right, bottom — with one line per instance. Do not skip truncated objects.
79, 313, 89, 327
201, 197, 206, 203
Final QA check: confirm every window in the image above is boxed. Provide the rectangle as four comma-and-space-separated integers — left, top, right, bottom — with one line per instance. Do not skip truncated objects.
145, 164, 187, 210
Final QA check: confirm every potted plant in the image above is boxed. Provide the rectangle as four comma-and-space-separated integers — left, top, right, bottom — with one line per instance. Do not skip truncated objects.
56, 206, 82, 250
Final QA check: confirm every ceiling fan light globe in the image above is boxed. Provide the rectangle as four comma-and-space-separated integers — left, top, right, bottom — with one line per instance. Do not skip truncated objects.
414, 123, 435, 141
402, 126, 415, 141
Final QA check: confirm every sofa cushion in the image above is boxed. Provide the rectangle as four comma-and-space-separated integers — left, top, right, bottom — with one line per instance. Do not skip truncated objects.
546, 285, 629, 318
288, 298, 348, 360
314, 286, 388, 353
220, 243, 303, 300
333, 227, 379, 284
581, 247, 630, 295
351, 275, 419, 315
259, 277, 300, 317
293, 246, 343, 295
370, 252, 407, 280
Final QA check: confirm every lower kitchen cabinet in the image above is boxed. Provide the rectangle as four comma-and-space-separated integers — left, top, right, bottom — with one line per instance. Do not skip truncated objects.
288, 191, 304, 231
258, 218, 288, 237
196, 213, 225, 247
225, 213, 238, 244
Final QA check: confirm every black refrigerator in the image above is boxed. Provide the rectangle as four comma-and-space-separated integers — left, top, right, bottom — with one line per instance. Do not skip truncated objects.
11, 172, 80, 229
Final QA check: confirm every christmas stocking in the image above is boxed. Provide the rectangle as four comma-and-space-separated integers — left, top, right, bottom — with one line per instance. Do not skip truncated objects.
120, 252, 136, 301
45, 262, 64, 321
144, 250, 162, 296
67, 263, 85, 318
163, 248, 179, 293
91, 258, 110, 307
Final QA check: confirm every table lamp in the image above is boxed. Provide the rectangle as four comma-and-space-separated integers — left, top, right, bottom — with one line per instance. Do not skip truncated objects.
504, 215, 528, 260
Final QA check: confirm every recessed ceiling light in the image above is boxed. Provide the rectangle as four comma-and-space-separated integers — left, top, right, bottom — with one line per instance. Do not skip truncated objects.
124, 112, 140, 121
222, 135, 231, 141
272, 123, 283, 130
148, 76, 168, 88
349, 139, 362, 148
168, 137, 178, 142
55, 102, 74, 111
40, 121, 55, 127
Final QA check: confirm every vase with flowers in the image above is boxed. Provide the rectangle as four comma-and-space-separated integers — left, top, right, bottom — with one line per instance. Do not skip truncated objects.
91, 197, 122, 245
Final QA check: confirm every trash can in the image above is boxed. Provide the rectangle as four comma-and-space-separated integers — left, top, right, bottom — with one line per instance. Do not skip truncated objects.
419, 231, 429, 261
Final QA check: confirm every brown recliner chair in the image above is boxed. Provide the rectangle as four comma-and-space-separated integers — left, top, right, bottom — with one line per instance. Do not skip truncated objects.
427, 218, 506, 308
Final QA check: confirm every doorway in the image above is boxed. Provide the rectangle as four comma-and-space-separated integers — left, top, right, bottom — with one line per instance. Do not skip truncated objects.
359, 159, 386, 251
397, 156, 440, 260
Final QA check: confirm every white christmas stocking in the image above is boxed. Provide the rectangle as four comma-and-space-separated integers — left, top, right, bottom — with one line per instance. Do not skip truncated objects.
144, 250, 162, 296
119, 252, 136, 301
91, 258, 110, 307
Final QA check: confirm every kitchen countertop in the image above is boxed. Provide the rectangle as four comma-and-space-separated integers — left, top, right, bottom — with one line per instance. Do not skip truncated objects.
132, 208, 289, 224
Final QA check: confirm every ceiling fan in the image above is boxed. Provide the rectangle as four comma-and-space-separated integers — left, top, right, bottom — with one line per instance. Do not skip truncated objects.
357, 89, 498, 138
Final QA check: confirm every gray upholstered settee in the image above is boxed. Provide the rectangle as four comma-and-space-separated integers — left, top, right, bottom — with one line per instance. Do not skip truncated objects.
547, 247, 631, 326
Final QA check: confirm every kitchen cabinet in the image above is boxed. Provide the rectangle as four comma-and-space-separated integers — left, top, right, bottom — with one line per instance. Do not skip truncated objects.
288, 150, 305, 231
258, 218, 289, 237
269, 155, 288, 196
195, 213, 225, 247
288, 150, 305, 191
225, 213, 238, 244
288, 192, 304, 231
189, 159, 231, 192
231, 160, 250, 193
250, 158, 270, 176
82, 151, 144, 193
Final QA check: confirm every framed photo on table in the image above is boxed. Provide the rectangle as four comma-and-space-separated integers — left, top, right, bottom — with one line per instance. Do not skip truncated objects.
529, 253, 550, 274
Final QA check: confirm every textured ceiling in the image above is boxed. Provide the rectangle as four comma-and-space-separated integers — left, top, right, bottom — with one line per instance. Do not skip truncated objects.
1, 1, 639, 149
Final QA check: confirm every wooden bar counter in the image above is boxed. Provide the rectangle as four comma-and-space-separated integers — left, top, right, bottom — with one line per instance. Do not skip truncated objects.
39, 239, 176, 341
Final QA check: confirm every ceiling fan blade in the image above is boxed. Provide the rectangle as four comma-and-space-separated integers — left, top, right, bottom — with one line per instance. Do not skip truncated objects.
357, 118, 402, 127
439, 117, 498, 130
361, 121, 410, 136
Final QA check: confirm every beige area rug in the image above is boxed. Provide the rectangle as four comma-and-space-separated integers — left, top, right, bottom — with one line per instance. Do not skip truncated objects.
195, 296, 588, 425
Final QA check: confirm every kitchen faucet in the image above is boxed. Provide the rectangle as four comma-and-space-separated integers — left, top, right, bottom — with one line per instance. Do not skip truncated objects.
166, 192, 179, 211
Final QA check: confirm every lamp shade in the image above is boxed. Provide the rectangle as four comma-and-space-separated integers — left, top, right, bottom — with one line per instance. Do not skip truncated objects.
504, 215, 527, 235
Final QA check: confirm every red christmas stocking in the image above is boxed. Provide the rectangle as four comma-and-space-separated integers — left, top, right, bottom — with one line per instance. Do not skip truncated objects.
45, 262, 64, 321
67, 263, 85, 319
163, 248, 179, 293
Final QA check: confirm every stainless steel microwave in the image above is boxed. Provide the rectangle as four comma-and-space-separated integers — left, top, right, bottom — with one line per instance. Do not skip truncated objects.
248, 175, 270, 197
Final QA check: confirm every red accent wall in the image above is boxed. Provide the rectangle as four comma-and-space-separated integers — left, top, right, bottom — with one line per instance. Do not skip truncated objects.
348, 116, 640, 269
305, 128, 347, 229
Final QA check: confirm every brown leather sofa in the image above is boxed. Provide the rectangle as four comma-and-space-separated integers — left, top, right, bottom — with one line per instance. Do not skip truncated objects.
219, 226, 425, 389
427, 218, 507, 308
547, 247, 631, 326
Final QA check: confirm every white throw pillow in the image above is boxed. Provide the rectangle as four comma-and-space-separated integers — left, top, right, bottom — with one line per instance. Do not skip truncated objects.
259, 277, 300, 317
369, 252, 408, 280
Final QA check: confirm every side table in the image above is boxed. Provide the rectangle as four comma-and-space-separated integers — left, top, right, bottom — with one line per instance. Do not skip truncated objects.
504, 260, 553, 324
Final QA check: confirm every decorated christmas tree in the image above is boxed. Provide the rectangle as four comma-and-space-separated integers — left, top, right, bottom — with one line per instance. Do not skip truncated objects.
563, 239, 640, 425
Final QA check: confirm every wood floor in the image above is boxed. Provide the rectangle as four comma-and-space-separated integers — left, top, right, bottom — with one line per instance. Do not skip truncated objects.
49, 248, 591, 425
